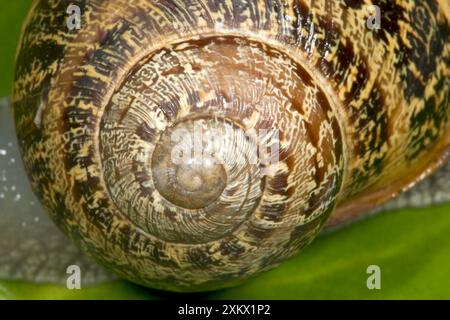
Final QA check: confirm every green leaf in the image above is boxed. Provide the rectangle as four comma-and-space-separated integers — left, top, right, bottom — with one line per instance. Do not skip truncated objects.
0, 1, 32, 96
1, 203, 450, 300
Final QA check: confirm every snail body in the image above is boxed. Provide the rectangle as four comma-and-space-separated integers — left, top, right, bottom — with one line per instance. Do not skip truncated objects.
11, 0, 450, 292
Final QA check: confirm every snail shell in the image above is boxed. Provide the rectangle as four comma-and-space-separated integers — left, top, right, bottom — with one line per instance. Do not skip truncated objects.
12, 0, 450, 292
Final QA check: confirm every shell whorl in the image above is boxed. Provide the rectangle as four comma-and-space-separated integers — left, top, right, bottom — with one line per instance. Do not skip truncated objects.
98, 35, 344, 272
12, 0, 450, 292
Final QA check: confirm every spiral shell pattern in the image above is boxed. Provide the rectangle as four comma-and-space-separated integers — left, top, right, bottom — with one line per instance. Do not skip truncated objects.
96, 35, 345, 288
12, 0, 450, 291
